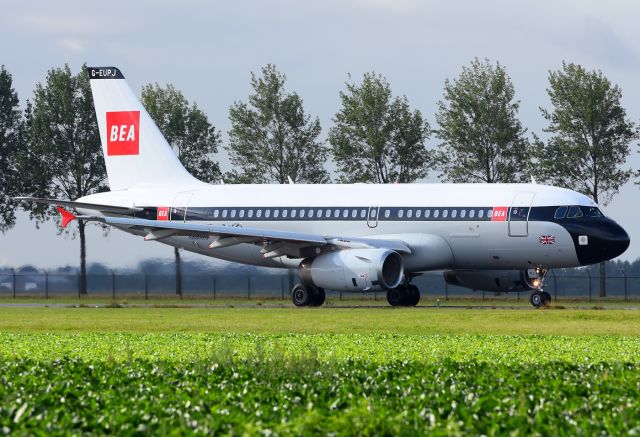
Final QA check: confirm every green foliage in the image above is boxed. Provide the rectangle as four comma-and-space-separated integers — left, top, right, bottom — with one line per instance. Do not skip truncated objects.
227, 64, 329, 184
141, 83, 221, 183
329, 72, 431, 183
0, 65, 23, 232
0, 333, 638, 434
535, 62, 637, 205
21, 64, 107, 222
435, 58, 531, 183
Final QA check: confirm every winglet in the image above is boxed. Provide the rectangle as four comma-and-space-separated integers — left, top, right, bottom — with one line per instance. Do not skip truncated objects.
56, 206, 77, 229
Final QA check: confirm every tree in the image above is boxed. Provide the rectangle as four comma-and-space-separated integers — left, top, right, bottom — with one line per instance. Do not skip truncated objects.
227, 64, 329, 184
329, 72, 431, 183
0, 65, 23, 232
435, 58, 531, 183
141, 83, 222, 296
535, 61, 637, 297
21, 64, 107, 294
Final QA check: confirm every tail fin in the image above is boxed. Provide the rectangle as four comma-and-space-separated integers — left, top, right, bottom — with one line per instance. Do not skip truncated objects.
87, 66, 201, 191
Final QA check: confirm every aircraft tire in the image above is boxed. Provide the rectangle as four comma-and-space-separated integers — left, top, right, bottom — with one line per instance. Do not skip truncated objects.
530, 291, 547, 308
405, 284, 421, 306
291, 284, 313, 307
542, 291, 552, 304
387, 286, 405, 306
309, 287, 326, 306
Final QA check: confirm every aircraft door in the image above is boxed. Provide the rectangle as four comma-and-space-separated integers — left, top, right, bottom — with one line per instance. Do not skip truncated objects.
367, 206, 379, 228
509, 192, 535, 237
171, 191, 194, 223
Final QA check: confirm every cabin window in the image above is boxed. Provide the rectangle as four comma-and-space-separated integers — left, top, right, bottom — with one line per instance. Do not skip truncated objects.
213, 209, 220, 218
222, 210, 228, 218
282, 209, 288, 218
273, 210, 279, 218
407, 209, 413, 218
416, 210, 422, 218
263, 210, 269, 218
582, 206, 603, 218
351, 209, 357, 218
553, 206, 567, 219
443, 210, 449, 218
434, 210, 440, 218
384, 209, 391, 218
292, 209, 298, 218
451, 210, 457, 218
342, 209, 348, 218
334, 209, 340, 218
567, 206, 583, 219
247, 210, 253, 218
230, 210, 236, 218
300, 209, 306, 218
360, 209, 367, 218
460, 210, 466, 218
239, 210, 245, 218
425, 209, 431, 218
469, 210, 475, 218
398, 210, 404, 218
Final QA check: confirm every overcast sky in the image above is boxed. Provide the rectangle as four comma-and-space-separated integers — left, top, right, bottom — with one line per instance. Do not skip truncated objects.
1, 0, 639, 269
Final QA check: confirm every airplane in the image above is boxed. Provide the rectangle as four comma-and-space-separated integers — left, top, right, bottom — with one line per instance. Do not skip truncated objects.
16, 66, 630, 308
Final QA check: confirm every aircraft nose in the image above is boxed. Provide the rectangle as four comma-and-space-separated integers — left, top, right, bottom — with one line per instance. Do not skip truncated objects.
574, 220, 630, 265
608, 223, 630, 259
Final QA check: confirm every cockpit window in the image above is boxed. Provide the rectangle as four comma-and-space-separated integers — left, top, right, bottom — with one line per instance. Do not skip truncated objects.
582, 206, 604, 218
554, 206, 567, 219
567, 206, 583, 219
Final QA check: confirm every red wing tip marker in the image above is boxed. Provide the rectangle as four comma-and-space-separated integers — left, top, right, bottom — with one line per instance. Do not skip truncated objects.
56, 206, 77, 229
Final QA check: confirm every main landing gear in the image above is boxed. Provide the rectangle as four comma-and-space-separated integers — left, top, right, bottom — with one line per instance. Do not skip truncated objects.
291, 283, 326, 307
530, 291, 552, 308
386, 283, 421, 307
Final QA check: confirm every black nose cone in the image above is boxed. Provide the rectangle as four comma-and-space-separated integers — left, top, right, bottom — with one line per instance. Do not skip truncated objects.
571, 220, 630, 265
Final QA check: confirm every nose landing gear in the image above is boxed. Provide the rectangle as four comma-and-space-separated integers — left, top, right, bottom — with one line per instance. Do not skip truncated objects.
530, 290, 552, 308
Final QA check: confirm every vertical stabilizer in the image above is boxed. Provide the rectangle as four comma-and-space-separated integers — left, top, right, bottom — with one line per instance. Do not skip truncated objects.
87, 66, 202, 191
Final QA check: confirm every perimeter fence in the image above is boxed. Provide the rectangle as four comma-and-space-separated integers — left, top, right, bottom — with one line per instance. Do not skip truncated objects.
0, 270, 639, 302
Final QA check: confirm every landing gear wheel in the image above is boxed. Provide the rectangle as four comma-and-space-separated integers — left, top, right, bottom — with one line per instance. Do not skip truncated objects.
310, 287, 326, 307
405, 284, 421, 306
530, 291, 549, 308
387, 287, 405, 306
542, 291, 552, 304
291, 284, 312, 307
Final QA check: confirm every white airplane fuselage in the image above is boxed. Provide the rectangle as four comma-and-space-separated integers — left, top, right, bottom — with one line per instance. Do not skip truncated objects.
77, 181, 628, 273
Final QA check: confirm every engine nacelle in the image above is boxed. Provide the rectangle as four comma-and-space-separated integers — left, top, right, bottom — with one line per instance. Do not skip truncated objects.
299, 249, 404, 292
443, 269, 542, 292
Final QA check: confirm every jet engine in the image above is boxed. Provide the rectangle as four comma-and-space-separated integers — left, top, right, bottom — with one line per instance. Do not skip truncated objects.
299, 249, 404, 292
443, 269, 542, 292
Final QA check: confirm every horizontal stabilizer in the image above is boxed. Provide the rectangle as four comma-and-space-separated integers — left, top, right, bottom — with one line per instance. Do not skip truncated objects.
14, 197, 142, 214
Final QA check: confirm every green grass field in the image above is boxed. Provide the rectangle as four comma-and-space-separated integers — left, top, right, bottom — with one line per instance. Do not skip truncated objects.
0, 306, 639, 434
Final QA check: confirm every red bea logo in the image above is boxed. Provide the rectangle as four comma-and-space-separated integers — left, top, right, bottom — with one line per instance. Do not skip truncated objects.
157, 206, 169, 221
491, 206, 508, 221
106, 111, 140, 156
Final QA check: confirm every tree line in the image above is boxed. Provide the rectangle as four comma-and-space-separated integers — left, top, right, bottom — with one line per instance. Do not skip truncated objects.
0, 59, 638, 297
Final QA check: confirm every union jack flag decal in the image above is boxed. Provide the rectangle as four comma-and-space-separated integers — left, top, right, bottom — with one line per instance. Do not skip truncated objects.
539, 235, 556, 245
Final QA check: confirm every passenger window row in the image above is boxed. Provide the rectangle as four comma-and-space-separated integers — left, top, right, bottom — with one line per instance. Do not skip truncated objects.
179, 207, 497, 221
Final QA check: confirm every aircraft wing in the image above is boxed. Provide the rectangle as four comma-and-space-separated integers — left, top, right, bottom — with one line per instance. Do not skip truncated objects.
102, 216, 411, 258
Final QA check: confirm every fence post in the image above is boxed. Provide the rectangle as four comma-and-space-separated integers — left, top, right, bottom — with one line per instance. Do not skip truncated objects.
12, 269, 15, 299
281, 276, 285, 300
111, 270, 116, 301
145, 274, 148, 301
247, 276, 251, 300
482, 290, 485, 302
45, 271, 49, 300
551, 269, 557, 302
213, 276, 217, 300
374, 291, 377, 301
77, 272, 81, 299
445, 281, 448, 301
586, 270, 592, 302
620, 270, 627, 302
